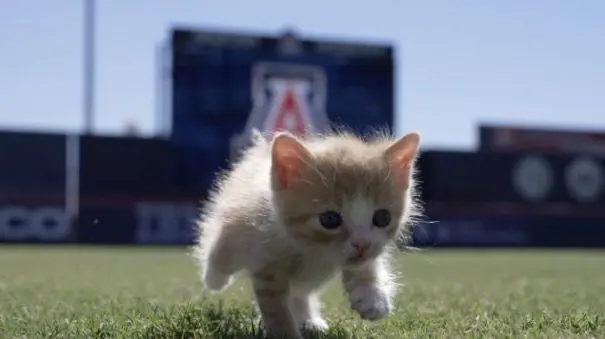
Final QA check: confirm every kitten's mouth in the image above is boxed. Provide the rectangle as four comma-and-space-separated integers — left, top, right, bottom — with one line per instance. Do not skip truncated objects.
347, 254, 367, 264
346, 249, 378, 264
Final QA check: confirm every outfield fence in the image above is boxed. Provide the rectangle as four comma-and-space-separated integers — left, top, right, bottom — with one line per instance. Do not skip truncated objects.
1, 130, 604, 247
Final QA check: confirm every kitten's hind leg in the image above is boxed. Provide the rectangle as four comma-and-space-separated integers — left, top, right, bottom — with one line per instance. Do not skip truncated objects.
290, 292, 329, 332
252, 271, 303, 339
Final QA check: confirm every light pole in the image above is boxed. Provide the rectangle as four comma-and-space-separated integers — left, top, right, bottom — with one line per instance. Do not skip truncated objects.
83, 0, 95, 134
65, 0, 95, 228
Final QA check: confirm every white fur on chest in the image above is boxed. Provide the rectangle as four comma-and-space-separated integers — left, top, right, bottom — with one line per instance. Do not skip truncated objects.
289, 252, 338, 295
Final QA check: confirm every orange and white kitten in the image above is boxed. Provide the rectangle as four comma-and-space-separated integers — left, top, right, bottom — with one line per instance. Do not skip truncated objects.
193, 130, 421, 339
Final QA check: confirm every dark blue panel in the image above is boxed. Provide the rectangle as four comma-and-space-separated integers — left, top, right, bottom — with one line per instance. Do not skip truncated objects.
0, 131, 70, 243
419, 151, 524, 202
411, 214, 532, 247
79, 135, 201, 197
0, 131, 65, 202
412, 212, 605, 248
418, 150, 605, 204
77, 200, 198, 245
77, 205, 136, 244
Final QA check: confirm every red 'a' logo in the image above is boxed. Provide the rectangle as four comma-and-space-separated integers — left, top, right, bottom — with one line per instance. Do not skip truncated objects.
229, 62, 329, 160
269, 85, 308, 135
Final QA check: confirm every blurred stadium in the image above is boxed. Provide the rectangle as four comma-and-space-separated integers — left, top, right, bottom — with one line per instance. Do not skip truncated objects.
2, 4, 605, 338
4, 25, 605, 249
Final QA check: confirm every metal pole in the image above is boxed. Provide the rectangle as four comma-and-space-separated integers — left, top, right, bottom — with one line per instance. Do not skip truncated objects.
83, 0, 95, 134
65, 133, 80, 227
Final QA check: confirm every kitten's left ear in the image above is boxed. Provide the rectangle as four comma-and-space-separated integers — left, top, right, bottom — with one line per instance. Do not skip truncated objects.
271, 132, 312, 189
385, 132, 421, 188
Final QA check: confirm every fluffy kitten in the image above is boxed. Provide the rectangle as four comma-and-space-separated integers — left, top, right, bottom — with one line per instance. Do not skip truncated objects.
193, 129, 421, 339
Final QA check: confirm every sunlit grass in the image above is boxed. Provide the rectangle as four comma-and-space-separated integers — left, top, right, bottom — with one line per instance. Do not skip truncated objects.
0, 246, 603, 338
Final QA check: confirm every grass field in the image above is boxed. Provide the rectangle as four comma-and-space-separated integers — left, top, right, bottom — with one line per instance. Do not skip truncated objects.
0, 246, 604, 339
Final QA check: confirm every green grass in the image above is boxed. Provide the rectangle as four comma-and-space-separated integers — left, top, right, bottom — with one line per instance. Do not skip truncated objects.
0, 246, 604, 339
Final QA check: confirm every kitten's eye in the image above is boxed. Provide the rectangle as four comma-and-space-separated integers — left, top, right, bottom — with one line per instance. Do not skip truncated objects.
372, 209, 391, 228
318, 211, 342, 229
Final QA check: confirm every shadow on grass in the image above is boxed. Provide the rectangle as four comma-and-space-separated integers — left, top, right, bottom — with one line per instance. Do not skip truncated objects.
136, 301, 353, 339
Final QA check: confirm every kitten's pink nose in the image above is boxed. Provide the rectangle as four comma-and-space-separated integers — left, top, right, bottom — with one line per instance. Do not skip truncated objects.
351, 240, 370, 253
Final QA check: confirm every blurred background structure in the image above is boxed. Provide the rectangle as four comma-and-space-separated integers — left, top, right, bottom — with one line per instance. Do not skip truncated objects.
2, 1, 605, 247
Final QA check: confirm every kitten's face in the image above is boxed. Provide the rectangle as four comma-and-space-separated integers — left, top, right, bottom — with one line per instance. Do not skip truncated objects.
270, 132, 420, 266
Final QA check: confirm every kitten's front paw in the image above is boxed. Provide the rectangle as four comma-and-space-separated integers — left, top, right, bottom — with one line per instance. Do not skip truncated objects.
302, 317, 329, 332
348, 285, 391, 321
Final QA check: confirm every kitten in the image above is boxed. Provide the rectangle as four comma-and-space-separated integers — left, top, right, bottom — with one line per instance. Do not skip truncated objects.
193, 129, 422, 339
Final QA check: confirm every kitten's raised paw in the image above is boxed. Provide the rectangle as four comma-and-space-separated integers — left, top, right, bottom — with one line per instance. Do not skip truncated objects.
202, 267, 233, 291
348, 285, 391, 321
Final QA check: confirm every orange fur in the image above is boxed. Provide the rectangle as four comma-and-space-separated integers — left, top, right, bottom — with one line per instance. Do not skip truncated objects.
192, 129, 422, 339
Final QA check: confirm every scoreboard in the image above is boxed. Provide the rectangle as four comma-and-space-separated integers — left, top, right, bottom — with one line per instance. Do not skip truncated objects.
166, 27, 395, 194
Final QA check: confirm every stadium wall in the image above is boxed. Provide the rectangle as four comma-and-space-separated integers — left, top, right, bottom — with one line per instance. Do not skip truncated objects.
0, 131, 604, 247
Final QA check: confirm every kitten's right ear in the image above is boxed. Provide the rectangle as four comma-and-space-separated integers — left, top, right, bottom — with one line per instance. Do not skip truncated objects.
271, 132, 312, 189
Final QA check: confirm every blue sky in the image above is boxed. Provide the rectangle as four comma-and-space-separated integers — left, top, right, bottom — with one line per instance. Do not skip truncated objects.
1, 0, 604, 149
